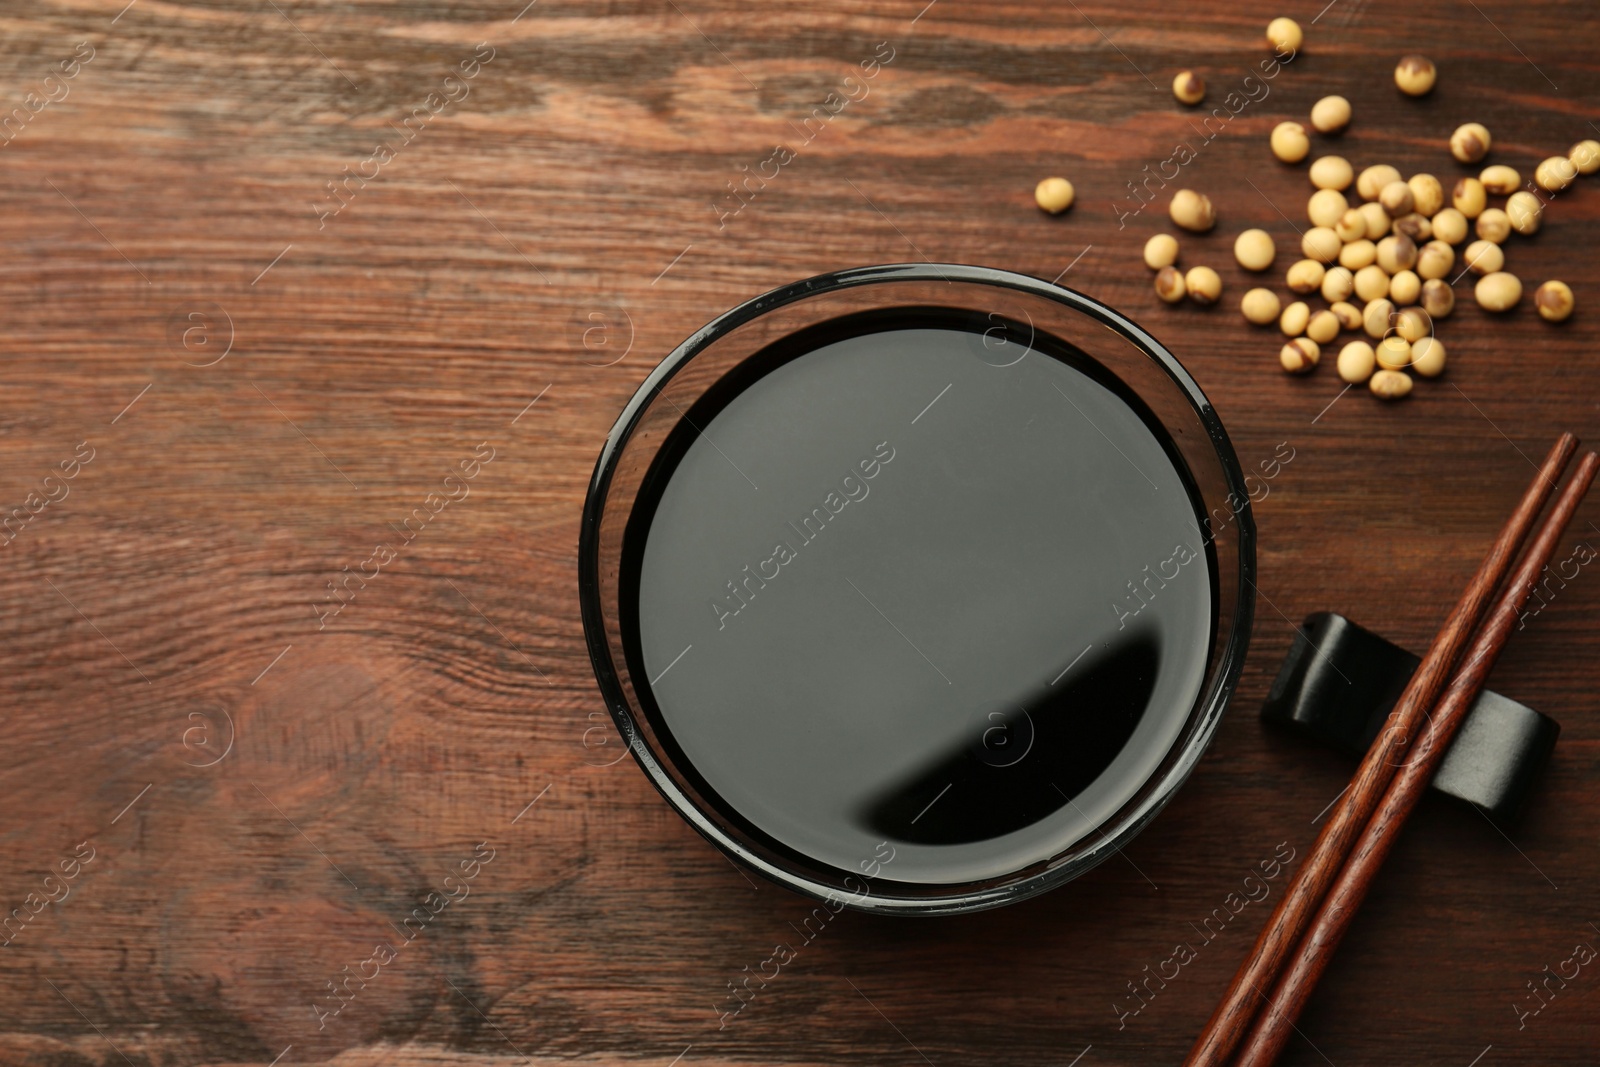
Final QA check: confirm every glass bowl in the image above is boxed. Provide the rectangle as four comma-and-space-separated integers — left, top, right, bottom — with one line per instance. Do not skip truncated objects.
579, 263, 1255, 915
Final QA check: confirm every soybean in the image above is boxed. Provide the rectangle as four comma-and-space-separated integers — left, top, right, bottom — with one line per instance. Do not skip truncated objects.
1415, 240, 1454, 280
1408, 174, 1444, 217
1394, 213, 1431, 242
1338, 239, 1376, 270
1287, 259, 1326, 294
1475, 208, 1511, 244
1144, 233, 1180, 270
1421, 279, 1455, 318
1450, 123, 1491, 164
1376, 334, 1412, 371
1267, 17, 1303, 55
1170, 189, 1216, 232
1379, 181, 1415, 218
1235, 229, 1276, 271
1389, 269, 1421, 306
1335, 208, 1367, 243
1359, 201, 1392, 238
1410, 336, 1446, 377
1355, 264, 1390, 302
1155, 265, 1187, 303
1370, 368, 1414, 399
1363, 297, 1396, 338
1242, 287, 1283, 325
1506, 191, 1542, 236
1280, 300, 1311, 336
1308, 188, 1349, 227
1310, 156, 1354, 190
1534, 280, 1574, 322
1036, 177, 1075, 214
1357, 165, 1403, 201
1535, 156, 1577, 193
1394, 54, 1437, 96
1320, 265, 1356, 303
1185, 266, 1223, 305
1330, 300, 1362, 331
1480, 165, 1521, 195
1306, 309, 1340, 343
1452, 177, 1487, 219
1337, 340, 1377, 383
1571, 140, 1600, 176
1431, 207, 1468, 245
1396, 307, 1432, 342
1173, 70, 1206, 105
1302, 227, 1342, 263
1376, 233, 1418, 274
1474, 271, 1522, 312
1280, 338, 1320, 373
1271, 121, 1311, 163
1310, 95, 1351, 134
1463, 239, 1504, 275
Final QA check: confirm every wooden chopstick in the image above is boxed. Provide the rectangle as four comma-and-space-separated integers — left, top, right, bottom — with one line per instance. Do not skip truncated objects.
1235, 449, 1600, 1066
1183, 432, 1580, 1067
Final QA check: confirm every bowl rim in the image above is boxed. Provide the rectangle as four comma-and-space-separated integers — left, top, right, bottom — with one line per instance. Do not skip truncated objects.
578, 262, 1257, 915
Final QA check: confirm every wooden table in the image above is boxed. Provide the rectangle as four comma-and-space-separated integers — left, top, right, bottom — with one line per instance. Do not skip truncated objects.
3, 1, 1597, 1063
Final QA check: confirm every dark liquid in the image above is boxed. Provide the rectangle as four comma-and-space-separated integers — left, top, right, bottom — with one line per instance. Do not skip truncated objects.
622, 309, 1215, 886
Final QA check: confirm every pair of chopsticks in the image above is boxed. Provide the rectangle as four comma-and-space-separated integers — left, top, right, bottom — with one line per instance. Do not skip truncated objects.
1186, 433, 1598, 1067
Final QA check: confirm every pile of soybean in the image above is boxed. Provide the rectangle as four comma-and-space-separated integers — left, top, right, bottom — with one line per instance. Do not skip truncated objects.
1034, 17, 1592, 402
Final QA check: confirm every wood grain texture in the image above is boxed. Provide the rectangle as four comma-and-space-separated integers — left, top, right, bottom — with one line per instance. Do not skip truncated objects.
0, 1, 1597, 1065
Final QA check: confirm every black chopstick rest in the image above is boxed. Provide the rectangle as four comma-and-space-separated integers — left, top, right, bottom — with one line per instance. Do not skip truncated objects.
1261, 612, 1561, 825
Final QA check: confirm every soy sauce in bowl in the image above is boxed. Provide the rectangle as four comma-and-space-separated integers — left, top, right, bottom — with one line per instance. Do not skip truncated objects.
582, 266, 1253, 914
